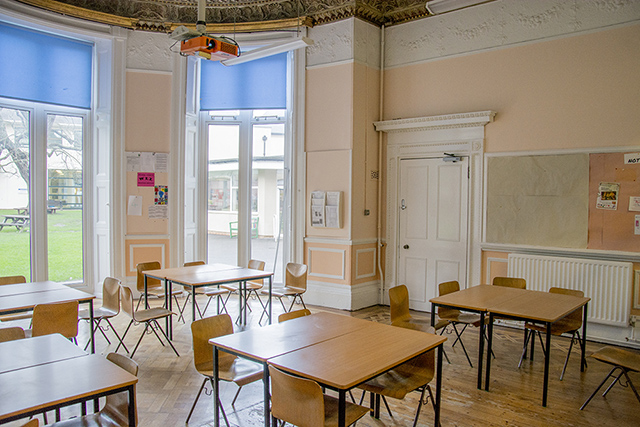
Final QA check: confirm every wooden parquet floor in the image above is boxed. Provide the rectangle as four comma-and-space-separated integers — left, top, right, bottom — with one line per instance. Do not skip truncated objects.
5, 294, 639, 426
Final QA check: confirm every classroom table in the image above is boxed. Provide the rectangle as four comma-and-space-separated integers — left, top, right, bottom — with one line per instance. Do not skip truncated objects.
0, 281, 96, 353
0, 337, 138, 426
144, 263, 274, 339
210, 312, 446, 427
430, 284, 589, 406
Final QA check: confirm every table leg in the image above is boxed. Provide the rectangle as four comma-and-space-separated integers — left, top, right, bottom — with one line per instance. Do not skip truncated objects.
435, 344, 443, 427
543, 322, 551, 407
581, 303, 588, 372
144, 275, 149, 309
89, 301, 95, 354
128, 385, 137, 426
263, 363, 271, 427
478, 311, 485, 390
238, 281, 244, 325
338, 390, 346, 427
485, 313, 494, 391
430, 303, 436, 329
192, 287, 197, 322
166, 279, 173, 341
213, 347, 220, 427
268, 276, 273, 324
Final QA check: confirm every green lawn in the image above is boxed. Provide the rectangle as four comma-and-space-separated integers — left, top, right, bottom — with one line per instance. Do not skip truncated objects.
0, 209, 84, 282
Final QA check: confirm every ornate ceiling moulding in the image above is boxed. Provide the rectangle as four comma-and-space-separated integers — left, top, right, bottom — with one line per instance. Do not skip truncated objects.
15, 0, 432, 32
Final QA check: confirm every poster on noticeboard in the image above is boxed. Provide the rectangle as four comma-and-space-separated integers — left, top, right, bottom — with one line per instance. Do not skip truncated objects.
596, 182, 620, 210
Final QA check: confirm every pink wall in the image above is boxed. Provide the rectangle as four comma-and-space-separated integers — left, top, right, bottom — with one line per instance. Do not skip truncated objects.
384, 24, 640, 153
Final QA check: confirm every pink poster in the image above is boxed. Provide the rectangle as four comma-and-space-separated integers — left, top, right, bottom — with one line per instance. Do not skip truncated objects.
137, 172, 155, 187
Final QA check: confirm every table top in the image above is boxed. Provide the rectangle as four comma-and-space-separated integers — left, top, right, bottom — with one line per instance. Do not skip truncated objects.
0, 287, 95, 314
0, 281, 64, 298
430, 284, 589, 323
144, 263, 242, 280
145, 264, 274, 287
2, 214, 29, 220
209, 312, 373, 362
0, 353, 138, 422
269, 320, 446, 390
0, 334, 87, 374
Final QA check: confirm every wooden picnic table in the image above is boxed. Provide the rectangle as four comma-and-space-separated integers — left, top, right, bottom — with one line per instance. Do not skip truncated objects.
0, 215, 30, 231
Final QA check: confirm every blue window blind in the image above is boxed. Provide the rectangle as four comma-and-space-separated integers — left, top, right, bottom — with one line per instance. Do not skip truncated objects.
200, 52, 287, 110
0, 22, 92, 109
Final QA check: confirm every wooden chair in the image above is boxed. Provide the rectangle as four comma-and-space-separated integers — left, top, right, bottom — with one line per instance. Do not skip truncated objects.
438, 281, 489, 367
117, 286, 179, 358
19, 420, 38, 427
221, 259, 265, 319
492, 276, 526, 289
47, 352, 139, 427
358, 350, 438, 427
0, 326, 25, 342
78, 277, 127, 352
278, 308, 311, 323
518, 287, 586, 380
186, 314, 263, 426
136, 261, 186, 322
580, 346, 640, 410
259, 263, 307, 323
180, 261, 219, 318
27, 300, 79, 343
269, 365, 369, 427
0, 275, 33, 322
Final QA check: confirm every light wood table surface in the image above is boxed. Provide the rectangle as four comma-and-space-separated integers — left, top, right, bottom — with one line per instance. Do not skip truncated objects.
145, 263, 274, 339
0, 282, 96, 353
269, 320, 447, 427
0, 341, 137, 426
209, 312, 375, 427
0, 333, 86, 374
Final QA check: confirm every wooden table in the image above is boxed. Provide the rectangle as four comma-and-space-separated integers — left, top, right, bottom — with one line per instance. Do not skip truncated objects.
430, 284, 589, 406
0, 336, 138, 426
210, 312, 446, 427
0, 281, 96, 353
0, 214, 30, 231
144, 263, 274, 338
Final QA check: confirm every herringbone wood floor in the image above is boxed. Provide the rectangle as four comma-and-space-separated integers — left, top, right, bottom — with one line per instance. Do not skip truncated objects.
5, 293, 639, 426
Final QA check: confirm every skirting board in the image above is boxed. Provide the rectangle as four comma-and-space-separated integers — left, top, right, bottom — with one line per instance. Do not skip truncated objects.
304, 280, 380, 311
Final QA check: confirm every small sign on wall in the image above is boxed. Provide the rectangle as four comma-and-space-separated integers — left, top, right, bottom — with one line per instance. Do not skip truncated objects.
137, 172, 155, 187
624, 152, 640, 165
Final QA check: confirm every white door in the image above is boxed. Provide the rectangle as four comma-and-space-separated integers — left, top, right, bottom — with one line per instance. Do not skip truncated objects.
397, 157, 469, 311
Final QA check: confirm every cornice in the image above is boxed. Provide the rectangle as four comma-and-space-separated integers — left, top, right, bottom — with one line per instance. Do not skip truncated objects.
374, 111, 497, 133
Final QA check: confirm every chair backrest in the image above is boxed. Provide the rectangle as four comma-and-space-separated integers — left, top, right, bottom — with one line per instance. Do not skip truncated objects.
0, 326, 25, 343
19, 419, 38, 427
0, 275, 27, 286
136, 261, 162, 292
120, 286, 136, 319
493, 277, 526, 289
285, 263, 307, 291
389, 285, 411, 324
278, 308, 311, 323
191, 314, 236, 371
102, 277, 122, 313
268, 365, 325, 427
549, 287, 584, 324
102, 352, 139, 425
31, 300, 79, 339
438, 281, 461, 319
247, 259, 266, 287
184, 261, 205, 267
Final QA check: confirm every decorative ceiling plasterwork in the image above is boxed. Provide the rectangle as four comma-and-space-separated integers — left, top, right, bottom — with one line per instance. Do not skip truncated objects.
15, 0, 432, 32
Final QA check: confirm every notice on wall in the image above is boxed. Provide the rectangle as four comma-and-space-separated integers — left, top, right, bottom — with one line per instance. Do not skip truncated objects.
127, 195, 142, 216
311, 191, 325, 227
148, 205, 168, 219
154, 185, 168, 205
630, 197, 640, 212
596, 182, 620, 210
126, 152, 169, 172
624, 152, 640, 165
137, 172, 155, 187
635, 215, 640, 235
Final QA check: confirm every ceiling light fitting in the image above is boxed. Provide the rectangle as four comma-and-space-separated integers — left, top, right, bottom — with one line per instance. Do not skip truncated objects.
221, 36, 313, 66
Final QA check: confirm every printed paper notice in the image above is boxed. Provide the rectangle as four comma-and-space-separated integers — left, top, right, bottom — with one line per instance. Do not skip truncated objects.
155, 185, 168, 205
148, 205, 168, 219
311, 206, 324, 227
624, 152, 640, 165
630, 197, 640, 212
127, 195, 142, 216
596, 182, 620, 210
325, 205, 340, 228
137, 172, 155, 187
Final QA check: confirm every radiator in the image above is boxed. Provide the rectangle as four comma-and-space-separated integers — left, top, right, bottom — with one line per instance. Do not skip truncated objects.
507, 254, 632, 327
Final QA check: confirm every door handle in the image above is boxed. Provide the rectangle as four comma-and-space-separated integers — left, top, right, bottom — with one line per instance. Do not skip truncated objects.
403, 244, 409, 249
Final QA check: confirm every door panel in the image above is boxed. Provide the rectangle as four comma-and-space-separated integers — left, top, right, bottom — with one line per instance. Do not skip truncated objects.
398, 157, 469, 311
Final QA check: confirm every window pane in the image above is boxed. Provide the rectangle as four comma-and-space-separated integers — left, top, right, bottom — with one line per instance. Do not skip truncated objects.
47, 114, 83, 283
208, 123, 238, 266
0, 107, 31, 280
251, 122, 285, 284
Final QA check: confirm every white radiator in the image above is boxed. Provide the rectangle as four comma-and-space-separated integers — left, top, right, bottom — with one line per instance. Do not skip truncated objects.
507, 254, 632, 327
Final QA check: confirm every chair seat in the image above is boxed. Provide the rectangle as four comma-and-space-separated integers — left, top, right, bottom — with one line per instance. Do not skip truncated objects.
134, 307, 174, 323
359, 363, 434, 400
264, 286, 304, 297
323, 394, 370, 427
221, 282, 262, 292
590, 346, 640, 372
525, 318, 582, 336
196, 356, 263, 386
0, 312, 32, 322
46, 413, 122, 427
391, 318, 447, 333
79, 306, 118, 321
143, 286, 182, 297
204, 287, 230, 297
439, 311, 485, 327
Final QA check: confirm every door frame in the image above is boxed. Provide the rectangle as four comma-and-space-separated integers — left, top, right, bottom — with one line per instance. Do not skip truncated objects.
375, 111, 495, 306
